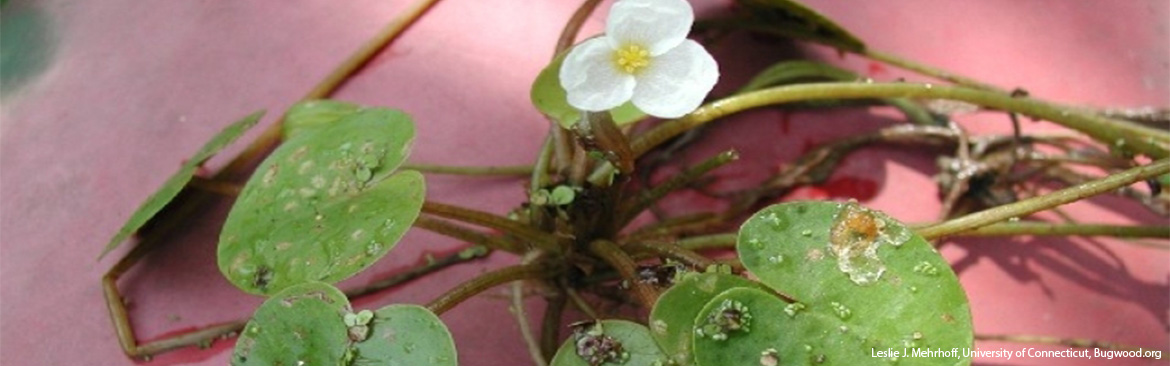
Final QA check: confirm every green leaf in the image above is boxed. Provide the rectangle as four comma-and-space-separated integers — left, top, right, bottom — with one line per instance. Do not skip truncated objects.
690, 287, 792, 366
218, 108, 424, 295
735, 201, 973, 365
734, 0, 866, 52
100, 110, 264, 258
648, 272, 767, 365
283, 99, 363, 139
737, 60, 859, 94
551, 320, 669, 366
531, 52, 647, 130
232, 282, 351, 366
351, 304, 458, 366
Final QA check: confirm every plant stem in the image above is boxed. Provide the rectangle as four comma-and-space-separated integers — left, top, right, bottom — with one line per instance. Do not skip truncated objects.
104, 242, 483, 359
413, 216, 523, 253
426, 263, 551, 315
618, 150, 738, 226
917, 159, 1170, 239
975, 333, 1162, 356
587, 240, 659, 309
624, 241, 716, 269
631, 83, 1170, 160
402, 163, 534, 176
422, 201, 562, 252
555, 0, 603, 55
955, 222, 1170, 239
217, 0, 442, 181
343, 245, 492, 298
676, 233, 738, 251
540, 289, 567, 362
860, 49, 1007, 93
509, 281, 547, 366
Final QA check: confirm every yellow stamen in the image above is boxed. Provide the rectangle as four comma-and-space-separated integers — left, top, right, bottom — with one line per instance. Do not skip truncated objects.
613, 44, 651, 74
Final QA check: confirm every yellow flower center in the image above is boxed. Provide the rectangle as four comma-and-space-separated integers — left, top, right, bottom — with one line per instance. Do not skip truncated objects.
613, 44, 651, 74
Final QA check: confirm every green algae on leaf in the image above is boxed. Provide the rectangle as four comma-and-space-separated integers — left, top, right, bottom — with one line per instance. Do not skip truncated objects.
735, 201, 973, 365
100, 110, 264, 258
350, 304, 458, 366
649, 272, 768, 365
551, 320, 668, 366
217, 108, 424, 295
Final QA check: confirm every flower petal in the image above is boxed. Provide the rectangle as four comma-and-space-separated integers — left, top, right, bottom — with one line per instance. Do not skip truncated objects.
606, 0, 694, 55
631, 40, 719, 118
560, 37, 637, 112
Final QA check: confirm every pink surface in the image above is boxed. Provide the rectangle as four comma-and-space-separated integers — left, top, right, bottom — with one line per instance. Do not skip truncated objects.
1, 1, 1166, 365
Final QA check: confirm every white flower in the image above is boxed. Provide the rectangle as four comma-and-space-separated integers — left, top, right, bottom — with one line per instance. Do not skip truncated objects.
559, 0, 719, 119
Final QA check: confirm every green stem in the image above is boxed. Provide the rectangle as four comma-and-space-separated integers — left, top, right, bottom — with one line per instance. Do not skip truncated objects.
954, 222, 1169, 239
587, 240, 659, 309
860, 49, 1007, 93
412, 216, 522, 253
675, 233, 738, 251
631, 83, 1170, 160
402, 163, 533, 176
422, 201, 562, 252
917, 159, 1170, 239
426, 263, 551, 315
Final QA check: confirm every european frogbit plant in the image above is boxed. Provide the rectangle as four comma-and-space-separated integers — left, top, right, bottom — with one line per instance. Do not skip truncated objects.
560, 0, 718, 118
99, 0, 1170, 365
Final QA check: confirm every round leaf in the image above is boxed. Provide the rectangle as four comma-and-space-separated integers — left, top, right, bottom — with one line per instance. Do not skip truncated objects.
351, 304, 458, 366
551, 320, 668, 366
218, 108, 424, 295
736, 201, 973, 365
649, 272, 767, 365
231, 282, 351, 366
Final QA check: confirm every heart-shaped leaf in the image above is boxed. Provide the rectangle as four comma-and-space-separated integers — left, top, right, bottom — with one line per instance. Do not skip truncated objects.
735, 201, 973, 365
649, 272, 767, 365
232, 282, 352, 366
531, 51, 646, 129
232, 282, 458, 366
350, 304, 458, 366
218, 108, 424, 295
551, 320, 669, 366
100, 110, 264, 258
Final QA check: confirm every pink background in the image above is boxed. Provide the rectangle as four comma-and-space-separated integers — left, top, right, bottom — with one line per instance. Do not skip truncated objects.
1, 0, 1166, 365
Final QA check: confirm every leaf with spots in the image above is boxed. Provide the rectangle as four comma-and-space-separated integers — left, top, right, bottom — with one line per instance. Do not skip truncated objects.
218, 108, 424, 295
735, 201, 973, 365
531, 51, 646, 130
350, 304, 458, 366
551, 320, 669, 366
283, 99, 363, 139
231, 282, 351, 366
649, 272, 768, 365
690, 287, 794, 366
100, 110, 264, 258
